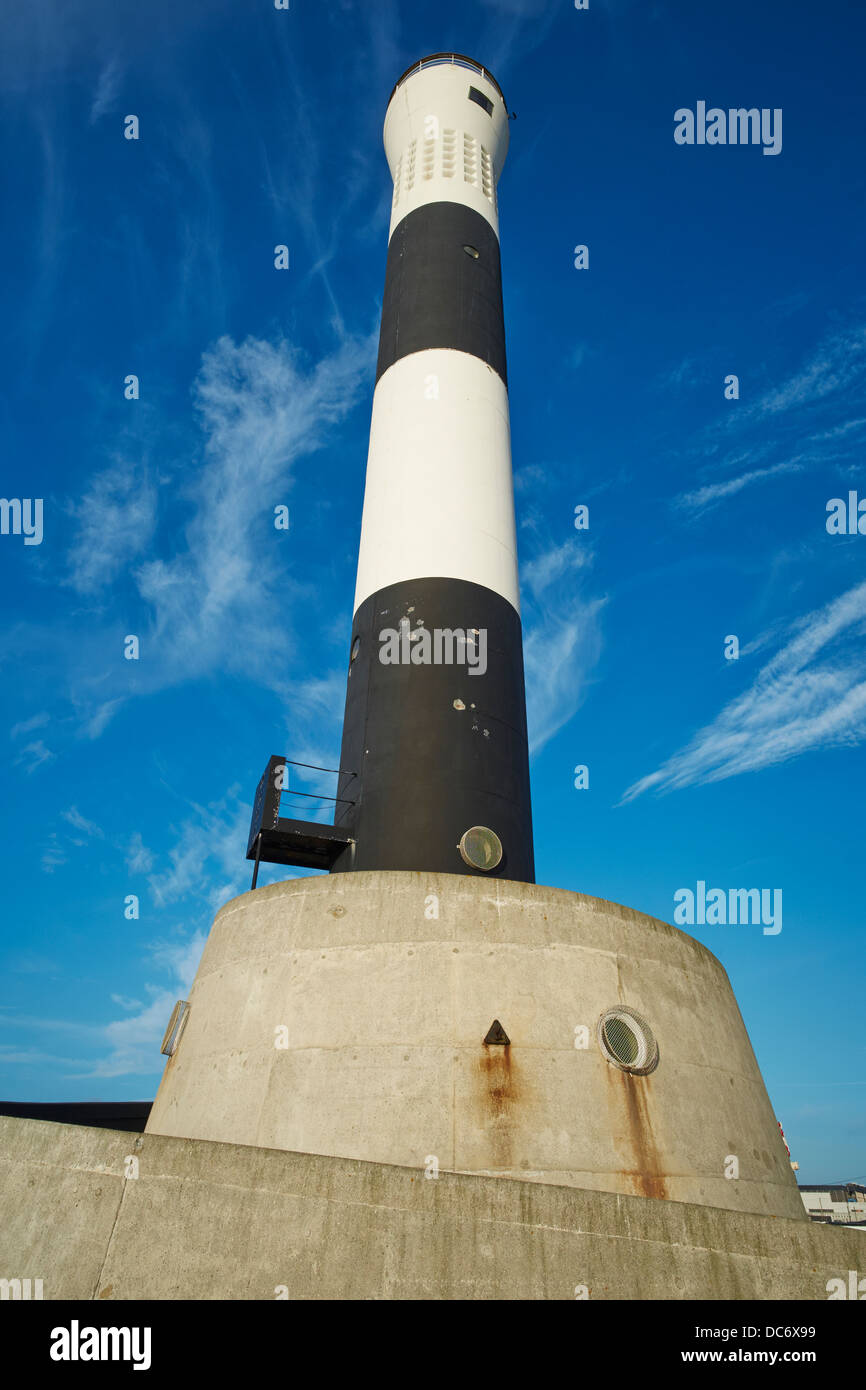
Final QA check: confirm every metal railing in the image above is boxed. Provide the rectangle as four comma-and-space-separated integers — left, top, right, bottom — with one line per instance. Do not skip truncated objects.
275, 758, 356, 821
247, 755, 357, 887
388, 52, 506, 109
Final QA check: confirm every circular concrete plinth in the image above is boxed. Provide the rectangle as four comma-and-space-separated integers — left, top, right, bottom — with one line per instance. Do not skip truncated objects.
146, 872, 804, 1220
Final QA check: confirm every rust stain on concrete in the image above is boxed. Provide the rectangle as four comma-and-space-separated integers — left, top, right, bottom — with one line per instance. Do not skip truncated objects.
607, 1067, 668, 1200
479, 1043, 520, 1169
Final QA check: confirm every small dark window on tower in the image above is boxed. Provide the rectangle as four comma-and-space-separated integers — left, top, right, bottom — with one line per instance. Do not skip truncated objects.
468, 86, 494, 117
350, 635, 361, 663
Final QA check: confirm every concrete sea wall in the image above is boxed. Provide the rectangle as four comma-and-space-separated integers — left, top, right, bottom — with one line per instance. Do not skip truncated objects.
1, 1117, 860, 1300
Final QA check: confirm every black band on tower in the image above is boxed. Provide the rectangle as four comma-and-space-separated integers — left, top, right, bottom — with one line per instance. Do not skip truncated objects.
376, 202, 508, 386
332, 576, 534, 881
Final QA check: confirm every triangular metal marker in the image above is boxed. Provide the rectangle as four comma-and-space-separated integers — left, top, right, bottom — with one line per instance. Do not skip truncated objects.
483, 1019, 510, 1046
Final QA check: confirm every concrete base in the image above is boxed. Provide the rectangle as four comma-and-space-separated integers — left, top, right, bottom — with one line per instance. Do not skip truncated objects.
146, 871, 804, 1220
0, 1117, 860, 1300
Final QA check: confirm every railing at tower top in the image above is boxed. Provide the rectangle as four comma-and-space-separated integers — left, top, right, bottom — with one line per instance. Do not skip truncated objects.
246, 754, 356, 885
388, 52, 507, 109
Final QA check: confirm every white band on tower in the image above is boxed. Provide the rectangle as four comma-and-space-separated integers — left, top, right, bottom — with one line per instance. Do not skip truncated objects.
353, 350, 520, 614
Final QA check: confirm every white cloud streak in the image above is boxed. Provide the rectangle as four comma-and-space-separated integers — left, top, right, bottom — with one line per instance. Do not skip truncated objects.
61, 806, 104, 838
675, 461, 805, 512
83, 931, 206, 1080
621, 581, 866, 802
15, 739, 55, 774
145, 790, 253, 912
89, 55, 123, 123
667, 323, 866, 518
132, 332, 372, 691
521, 538, 605, 754
753, 326, 866, 417
65, 461, 157, 595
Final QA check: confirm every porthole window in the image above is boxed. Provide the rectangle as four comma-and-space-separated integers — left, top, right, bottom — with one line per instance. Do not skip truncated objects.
597, 1007, 658, 1075
458, 825, 502, 871
463, 244, 480, 259
350, 635, 361, 663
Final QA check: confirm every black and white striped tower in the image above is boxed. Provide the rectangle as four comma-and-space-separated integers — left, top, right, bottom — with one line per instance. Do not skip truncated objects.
332, 54, 533, 883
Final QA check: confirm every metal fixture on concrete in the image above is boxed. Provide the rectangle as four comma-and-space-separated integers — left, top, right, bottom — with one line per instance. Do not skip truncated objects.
483, 1019, 510, 1045
160, 1001, 190, 1058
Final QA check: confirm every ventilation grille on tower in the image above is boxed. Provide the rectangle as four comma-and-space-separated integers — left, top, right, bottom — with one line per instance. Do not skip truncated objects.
442, 128, 457, 177
463, 132, 478, 185
597, 1006, 659, 1075
405, 139, 417, 193
391, 133, 497, 213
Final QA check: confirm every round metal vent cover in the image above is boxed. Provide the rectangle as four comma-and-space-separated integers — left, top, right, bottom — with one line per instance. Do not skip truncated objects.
458, 825, 503, 871
597, 1007, 658, 1075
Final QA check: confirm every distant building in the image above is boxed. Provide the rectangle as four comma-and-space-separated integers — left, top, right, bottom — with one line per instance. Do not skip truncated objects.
800, 1182, 866, 1225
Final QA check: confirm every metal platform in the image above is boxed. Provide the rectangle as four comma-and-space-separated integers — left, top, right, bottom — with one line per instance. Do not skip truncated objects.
246, 754, 354, 879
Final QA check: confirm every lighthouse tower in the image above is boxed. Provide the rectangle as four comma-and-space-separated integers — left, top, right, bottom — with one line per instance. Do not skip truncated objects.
144, 58, 805, 1233
331, 55, 533, 882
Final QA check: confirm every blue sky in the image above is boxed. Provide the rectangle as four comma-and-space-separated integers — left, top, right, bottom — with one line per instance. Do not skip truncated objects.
1, 0, 864, 1185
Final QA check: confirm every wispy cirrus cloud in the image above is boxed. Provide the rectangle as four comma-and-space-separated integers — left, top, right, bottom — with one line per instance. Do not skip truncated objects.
751, 325, 866, 418
125, 831, 154, 875
144, 788, 253, 912
521, 537, 605, 754
35, 328, 373, 748
658, 355, 706, 390
15, 739, 55, 774
131, 332, 372, 691
2, 327, 371, 788
621, 580, 866, 802
808, 417, 866, 443
76, 931, 206, 1079
667, 321, 866, 517
89, 55, 123, 123
0, 1047, 94, 1068
477, 0, 561, 79
40, 832, 67, 873
10, 712, 50, 739
0, 928, 208, 1084
81, 779, 317, 1080
64, 460, 157, 595
111, 993, 143, 1011
742, 325, 866, 437
37, 804, 105, 872
61, 806, 104, 839
675, 460, 805, 513
522, 537, 593, 598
